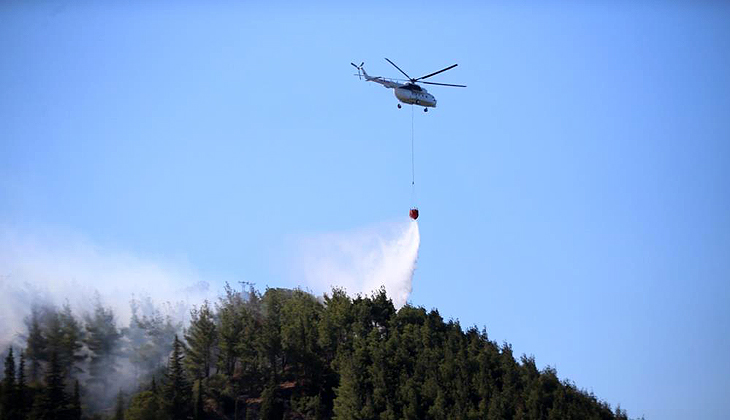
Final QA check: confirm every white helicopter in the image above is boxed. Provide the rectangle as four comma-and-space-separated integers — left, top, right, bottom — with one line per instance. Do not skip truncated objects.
351, 58, 466, 112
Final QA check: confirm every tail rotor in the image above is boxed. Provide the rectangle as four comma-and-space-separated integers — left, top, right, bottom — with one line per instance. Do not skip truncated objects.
351, 62, 364, 80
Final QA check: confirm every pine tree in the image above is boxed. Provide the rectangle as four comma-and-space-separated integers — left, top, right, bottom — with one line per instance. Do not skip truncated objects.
43, 306, 84, 381
193, 380, 203, 420
126, 297, 180, 379
68, 380, 81, 420
259, 379, 281, 420
17, 351, 27, 418
184, 301, 217, 379
59, 304, 85, 379
125, 390, 163, 420
165, 335, 191, 420
84, 301, 121, 389
261, 288, 285, 380
317, 288, 352, 364
25, 308, 47, 383
281, 290, 323, 381
2, 347, 16, 420
32, 351, 66, 420
216, 284, 245, 376
5, 285, 634, 420
332, 338, 373, 420
114, 390, 125, 420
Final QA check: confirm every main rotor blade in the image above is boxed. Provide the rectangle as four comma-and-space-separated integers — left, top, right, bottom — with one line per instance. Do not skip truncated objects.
385, 58, 412, 80
420, 81, 467, 88
351, 62, 359, 68
416, 64, 458, 81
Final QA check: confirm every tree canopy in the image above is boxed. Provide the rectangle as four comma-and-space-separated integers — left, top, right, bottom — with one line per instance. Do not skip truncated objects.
0, 285, 634, 420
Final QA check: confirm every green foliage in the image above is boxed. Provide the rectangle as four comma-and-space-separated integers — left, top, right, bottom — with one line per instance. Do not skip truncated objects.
281, 290, 323, 381
21, 304, 85, 391
125, 391, 165, 420
164, 335, 191, 420
10, 286, 631, 420
259, 379, 282, 420
193, 380, 204, 420
69, 380, 81, 420
57, 304, 86, 380
2, 347, 18, 420
114, 390, 125, 420
25, 308, 47, 383
125, 297, 179, 380
332, 342, 372, 420
260, 288, 286, 381
216, 283, 248, 377
84, 300, 121, 388
29, 351, 67, 420
17, 351, 27, 417
184, 301, 217, 379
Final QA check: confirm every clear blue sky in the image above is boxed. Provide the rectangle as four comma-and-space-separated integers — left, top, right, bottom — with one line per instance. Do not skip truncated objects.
2, 1, 729, 418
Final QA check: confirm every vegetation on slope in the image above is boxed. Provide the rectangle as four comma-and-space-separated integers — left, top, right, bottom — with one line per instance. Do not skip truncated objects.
0, 284, 632, 419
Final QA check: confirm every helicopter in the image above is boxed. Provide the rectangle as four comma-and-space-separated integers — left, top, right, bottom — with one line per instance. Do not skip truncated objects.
351, 58, 466, 111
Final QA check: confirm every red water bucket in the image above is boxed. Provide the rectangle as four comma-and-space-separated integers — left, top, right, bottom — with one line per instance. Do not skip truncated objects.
409, 208, 419, 220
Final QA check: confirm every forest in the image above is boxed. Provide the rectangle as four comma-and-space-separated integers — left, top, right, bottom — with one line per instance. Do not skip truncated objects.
0, 284, 633, 420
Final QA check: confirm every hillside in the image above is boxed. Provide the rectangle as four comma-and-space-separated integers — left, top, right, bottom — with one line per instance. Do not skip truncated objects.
0, 285, 632, 419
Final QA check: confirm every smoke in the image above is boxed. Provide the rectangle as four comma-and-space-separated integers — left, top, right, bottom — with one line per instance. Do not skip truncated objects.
0, 220, 420, 412
0, 227, 220, 349
295, 219, 421, 308
1, 219, 423, 346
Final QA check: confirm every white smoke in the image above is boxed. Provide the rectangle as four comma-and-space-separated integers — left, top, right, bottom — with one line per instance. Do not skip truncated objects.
295, 219, 421, 308
1, 219, 423, 349
0, 227, 221, 348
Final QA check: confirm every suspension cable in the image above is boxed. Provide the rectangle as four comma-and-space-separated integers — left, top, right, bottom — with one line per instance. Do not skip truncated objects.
411, 104, 415, 187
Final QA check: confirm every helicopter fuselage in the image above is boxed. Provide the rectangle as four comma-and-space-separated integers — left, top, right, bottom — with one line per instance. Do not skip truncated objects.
352, 60, 462, 110
394, 84, 437, 108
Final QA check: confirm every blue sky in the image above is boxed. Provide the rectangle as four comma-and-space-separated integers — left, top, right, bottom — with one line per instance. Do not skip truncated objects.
2, 1, 730, 418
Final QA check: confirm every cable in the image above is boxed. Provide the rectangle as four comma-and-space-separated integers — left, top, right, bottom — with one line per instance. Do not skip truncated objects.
411, 104, 415, 186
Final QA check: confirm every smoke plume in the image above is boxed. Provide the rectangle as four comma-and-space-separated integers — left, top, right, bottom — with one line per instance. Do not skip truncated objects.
0, 227, 219, 349
295, 219, 421, 308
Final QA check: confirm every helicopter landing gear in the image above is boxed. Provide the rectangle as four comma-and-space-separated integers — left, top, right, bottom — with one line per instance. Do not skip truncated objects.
397, 103, 402, 109
424, 107, 428, 112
